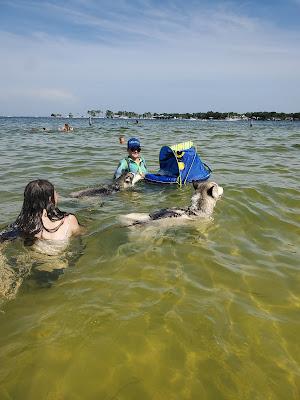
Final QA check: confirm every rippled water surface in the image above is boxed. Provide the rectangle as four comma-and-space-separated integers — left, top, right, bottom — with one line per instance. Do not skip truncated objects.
0, 117, 299, 399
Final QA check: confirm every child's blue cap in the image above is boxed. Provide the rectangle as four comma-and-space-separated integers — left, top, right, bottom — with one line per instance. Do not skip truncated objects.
127, 138, 141, 150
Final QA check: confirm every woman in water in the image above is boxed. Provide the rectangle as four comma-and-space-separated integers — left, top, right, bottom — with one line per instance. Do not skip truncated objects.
14, 179, 80, 241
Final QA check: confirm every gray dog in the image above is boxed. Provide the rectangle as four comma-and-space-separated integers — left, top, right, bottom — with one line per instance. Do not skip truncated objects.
119, 181, 223, 226
71, 172, 142, 198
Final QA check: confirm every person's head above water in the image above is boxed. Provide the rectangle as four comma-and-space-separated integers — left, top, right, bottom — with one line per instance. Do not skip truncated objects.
15, 179, 68, 237
24, 179, 57, 207
127, 138, 141, 161
127, 138, 141, 151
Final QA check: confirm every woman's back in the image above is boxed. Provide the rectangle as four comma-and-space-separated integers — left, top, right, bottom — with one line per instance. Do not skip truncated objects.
35, 214, 79, 241
14, 180, 81, 243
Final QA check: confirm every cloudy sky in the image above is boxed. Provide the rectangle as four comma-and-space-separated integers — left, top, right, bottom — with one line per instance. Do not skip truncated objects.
0, 0, 299, 116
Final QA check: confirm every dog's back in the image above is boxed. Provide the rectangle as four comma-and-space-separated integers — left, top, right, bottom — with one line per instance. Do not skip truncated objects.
71, 185, 115, 198
71, 172, 139, 198
149, 208, 187, 220
120, 181, 223, 226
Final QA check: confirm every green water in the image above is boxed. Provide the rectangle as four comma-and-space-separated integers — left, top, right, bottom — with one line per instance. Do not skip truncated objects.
0, 117, 299, 399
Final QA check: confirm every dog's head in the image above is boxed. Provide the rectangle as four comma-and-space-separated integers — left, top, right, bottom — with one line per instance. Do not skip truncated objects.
115, 172, 144, 190
190, 181, 223, 215
115, 172, 135, 189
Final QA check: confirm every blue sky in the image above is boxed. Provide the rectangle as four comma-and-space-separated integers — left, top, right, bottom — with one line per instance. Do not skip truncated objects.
0, 0, 299, 115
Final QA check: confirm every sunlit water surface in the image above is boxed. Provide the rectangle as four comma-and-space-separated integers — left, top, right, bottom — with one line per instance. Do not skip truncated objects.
0, 117, 299, 399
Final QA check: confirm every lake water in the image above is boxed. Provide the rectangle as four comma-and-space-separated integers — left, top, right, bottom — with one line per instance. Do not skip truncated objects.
0, 117, 299, 399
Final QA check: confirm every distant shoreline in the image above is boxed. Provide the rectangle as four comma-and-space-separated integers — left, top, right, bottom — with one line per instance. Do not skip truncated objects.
1, 111, 300, 121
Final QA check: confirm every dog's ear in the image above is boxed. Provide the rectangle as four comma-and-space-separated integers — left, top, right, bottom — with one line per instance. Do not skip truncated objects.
192, 181, 203, 190
207, 184, 219, 198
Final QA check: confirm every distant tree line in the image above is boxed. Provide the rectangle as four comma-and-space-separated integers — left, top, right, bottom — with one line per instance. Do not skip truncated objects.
51, 110, 300, 121
105, 110, 300, 120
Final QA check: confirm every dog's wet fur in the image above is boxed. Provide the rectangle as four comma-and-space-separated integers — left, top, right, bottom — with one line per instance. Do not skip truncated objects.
71, 172, 141, 198
120, 181, 223, 226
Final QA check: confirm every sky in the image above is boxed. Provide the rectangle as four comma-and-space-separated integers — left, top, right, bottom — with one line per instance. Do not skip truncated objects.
0, 0, 299, 116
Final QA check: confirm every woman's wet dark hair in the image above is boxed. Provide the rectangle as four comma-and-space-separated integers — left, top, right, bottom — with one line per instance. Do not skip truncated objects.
15, 179, 68, 237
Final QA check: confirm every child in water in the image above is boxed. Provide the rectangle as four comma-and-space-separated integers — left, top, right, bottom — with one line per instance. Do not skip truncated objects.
14, 179, 80, 241
114, 138, 148, 179
119, 135, 125, 144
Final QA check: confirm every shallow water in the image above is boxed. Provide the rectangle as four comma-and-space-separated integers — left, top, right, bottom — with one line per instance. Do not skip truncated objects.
0, 117, 299, 399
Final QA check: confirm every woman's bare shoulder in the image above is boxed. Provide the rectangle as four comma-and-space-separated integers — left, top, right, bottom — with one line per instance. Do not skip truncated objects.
68, 214, 82, 235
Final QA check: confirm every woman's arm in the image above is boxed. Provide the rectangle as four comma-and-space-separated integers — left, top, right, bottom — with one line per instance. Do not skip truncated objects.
69, 214, 82, 236
114, 159, 128, 179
